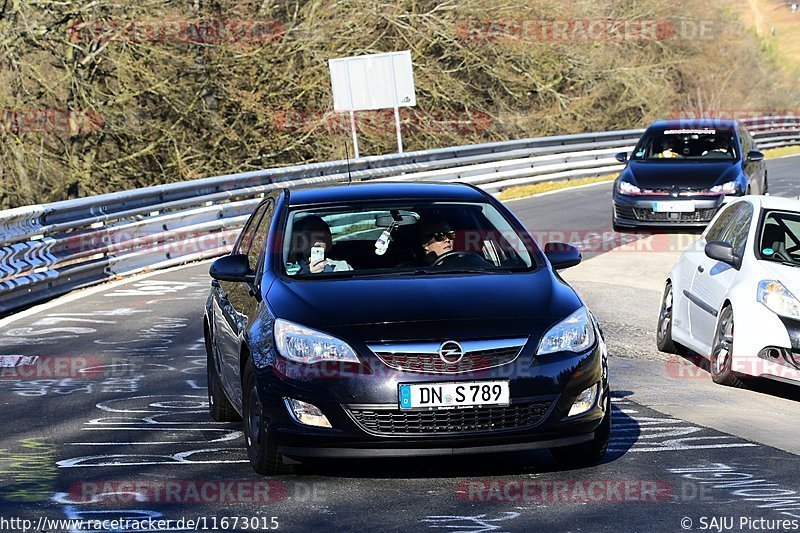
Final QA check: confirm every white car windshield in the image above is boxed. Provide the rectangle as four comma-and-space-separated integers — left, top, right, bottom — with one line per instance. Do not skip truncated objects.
759, 210, 800, 266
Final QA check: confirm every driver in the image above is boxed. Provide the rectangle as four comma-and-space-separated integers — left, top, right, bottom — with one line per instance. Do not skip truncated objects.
417, 217, 456, 264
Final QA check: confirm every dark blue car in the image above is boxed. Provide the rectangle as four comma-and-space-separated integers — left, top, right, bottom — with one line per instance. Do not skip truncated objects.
612, 119, 766, 230
205, 182, 609, 474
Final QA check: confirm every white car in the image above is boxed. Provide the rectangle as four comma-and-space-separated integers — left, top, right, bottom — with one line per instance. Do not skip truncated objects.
658, 195, 800, 387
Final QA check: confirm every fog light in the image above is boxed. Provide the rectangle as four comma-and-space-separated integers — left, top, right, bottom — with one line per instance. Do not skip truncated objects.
285, 398, 332, 428
568, 383, 599, 417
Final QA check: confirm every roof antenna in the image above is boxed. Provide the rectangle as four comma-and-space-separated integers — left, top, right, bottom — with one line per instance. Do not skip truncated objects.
344, 141, 353, 185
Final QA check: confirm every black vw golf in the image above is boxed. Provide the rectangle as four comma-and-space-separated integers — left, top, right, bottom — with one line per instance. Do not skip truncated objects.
612, 119, 766, 230
204, 182, 609, 474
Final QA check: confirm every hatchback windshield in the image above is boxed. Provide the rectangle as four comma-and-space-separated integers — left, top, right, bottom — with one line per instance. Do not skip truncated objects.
282, 201, 536, 277
759, 210, 800, 266
632, 127, 738, 161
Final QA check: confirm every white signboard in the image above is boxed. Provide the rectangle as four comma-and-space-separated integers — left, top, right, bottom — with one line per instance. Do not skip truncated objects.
329, 51, 416, 112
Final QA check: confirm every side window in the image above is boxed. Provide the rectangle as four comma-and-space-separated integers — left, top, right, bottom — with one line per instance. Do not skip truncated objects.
235, 202, 269, 256
248, 200, 276, 271
705, 203, 741, 242
726, 202, 754, 257
737, 126, 751, 157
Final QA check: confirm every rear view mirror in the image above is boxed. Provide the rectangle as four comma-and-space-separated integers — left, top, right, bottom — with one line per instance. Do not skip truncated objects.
704, 241, 741, 270
544, 242, 582, 270
615, 152, 628, 163
747, 151, 764, 162
375, 211, 418, 227
210, 254, 256, 283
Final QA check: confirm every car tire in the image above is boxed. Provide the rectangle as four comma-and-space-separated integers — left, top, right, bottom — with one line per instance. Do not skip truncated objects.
206, 323, 239, 422
242, 358, 293, 475
549, 392, 611, 468
709, 305, 744, 388
656, 282, 688, 355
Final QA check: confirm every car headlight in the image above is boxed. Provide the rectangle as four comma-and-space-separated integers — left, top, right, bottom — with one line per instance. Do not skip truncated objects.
709, 181, 737, 195
617, 180, 642, 195
274, 319, 360, 364
537, 307, 597, 355
758, 280, 800, 320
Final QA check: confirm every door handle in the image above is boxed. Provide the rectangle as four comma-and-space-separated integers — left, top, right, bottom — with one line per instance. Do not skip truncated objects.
697, 265, 705, 273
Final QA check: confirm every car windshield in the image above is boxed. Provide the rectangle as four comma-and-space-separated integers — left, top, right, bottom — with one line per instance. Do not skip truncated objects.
282, 201, 537, 278
631, 127, 738, 161
759, 210, 800, 266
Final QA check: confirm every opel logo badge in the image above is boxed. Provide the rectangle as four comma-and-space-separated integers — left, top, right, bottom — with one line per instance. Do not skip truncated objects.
438, 341, 464, 364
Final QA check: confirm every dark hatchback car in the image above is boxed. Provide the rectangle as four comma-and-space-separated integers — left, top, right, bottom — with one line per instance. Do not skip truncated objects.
204, 182, 609, 474
612, 119, 766, 230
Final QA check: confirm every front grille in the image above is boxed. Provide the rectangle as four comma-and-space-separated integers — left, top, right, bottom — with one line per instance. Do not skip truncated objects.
632, 207, 717, 223
368, 338, 526, 374
372, 346, 521, 373
347, 401, 552, 435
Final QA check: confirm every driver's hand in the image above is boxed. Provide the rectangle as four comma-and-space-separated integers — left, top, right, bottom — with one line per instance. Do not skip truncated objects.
309, 258, 327, 273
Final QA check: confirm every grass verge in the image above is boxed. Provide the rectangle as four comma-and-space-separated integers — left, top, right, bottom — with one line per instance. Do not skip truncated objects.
498, 175, 616, 201
763, 145, 800, 159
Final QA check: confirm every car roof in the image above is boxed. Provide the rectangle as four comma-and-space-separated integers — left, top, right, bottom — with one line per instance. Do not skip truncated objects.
287, 181, 489, 206
751, 195, 800, 213
648, 119, 738, 130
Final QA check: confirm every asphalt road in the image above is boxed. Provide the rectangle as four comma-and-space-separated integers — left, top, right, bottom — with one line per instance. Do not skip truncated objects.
1, 157, 799, 533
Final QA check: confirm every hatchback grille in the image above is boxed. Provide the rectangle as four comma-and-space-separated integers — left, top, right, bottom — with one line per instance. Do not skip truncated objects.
632, 207, 717, 223
372, 346, 521, 373
347, 401, 552, 435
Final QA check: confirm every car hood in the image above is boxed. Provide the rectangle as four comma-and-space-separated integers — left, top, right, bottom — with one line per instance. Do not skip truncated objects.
266, 269, 583, 341
626, 160, 739, 189
758, 261, 800, 296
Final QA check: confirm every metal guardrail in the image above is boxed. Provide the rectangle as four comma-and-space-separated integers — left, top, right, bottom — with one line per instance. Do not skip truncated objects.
1, 118, 798, 316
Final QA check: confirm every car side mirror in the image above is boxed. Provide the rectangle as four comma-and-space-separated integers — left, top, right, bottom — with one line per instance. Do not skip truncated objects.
544, 242, 582, 270
210, 254, 256, 283
746, 150, 764, 162
704, 241, 741, 269
615, 152, 628, 163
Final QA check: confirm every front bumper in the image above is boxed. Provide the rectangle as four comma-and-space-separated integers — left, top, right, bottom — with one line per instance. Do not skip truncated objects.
613, 194, 723, 228
253, 341, 608, 459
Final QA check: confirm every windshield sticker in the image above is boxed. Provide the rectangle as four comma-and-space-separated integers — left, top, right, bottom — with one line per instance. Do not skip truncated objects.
762, 248, 775, 256
663, 129, 716, 135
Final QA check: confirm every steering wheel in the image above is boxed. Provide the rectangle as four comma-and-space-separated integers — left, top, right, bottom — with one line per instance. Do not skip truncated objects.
431, 251, 489, 268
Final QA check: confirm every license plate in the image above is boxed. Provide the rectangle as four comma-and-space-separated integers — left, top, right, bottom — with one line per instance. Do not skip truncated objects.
653, 201, 695, 213
398, 381, 510, 410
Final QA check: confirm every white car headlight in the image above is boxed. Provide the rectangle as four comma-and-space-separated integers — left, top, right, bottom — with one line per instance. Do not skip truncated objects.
537, 307, 597, 356
758, 280, 800, 320
709, 181, 737, 195
274, 319, 360, 364
617, 180, 642, 195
